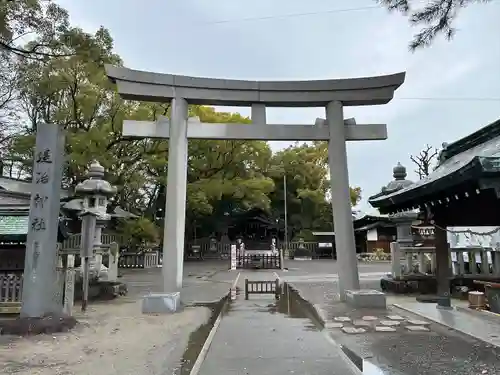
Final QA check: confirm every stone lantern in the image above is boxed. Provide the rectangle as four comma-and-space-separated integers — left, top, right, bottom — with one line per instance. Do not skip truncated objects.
385, 163, 417, 247
75, 160, 117, 279
376, 163, 417, 277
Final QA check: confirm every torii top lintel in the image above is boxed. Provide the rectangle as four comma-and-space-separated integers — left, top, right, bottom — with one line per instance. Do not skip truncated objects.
105, 65, 406, 107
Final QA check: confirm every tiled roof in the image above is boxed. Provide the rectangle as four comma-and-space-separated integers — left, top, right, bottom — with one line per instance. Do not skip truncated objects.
0, 216, 29, 235
0, 176, 69, 198
369, 118, 500, 211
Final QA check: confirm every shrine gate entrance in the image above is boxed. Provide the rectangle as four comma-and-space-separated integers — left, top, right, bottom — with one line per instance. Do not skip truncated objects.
106, 65, 405, 307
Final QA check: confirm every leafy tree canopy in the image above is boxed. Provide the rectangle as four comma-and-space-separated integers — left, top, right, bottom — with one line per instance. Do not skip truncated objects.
1, 0, 362, 244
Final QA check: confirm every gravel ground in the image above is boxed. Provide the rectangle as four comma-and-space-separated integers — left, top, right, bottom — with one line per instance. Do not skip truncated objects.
291, 281, 500, 375
0, 262, 237, 375
0, 301, 211, 375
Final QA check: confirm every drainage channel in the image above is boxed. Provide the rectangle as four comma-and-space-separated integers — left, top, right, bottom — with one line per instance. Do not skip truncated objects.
172, 294, 230, 375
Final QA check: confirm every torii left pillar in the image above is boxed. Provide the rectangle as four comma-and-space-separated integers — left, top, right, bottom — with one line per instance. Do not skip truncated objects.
163, 98, 188, 291
142, 98, 188, 314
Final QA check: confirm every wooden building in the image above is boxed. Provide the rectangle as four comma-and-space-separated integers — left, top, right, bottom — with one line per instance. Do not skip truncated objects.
227, 208, 282, 243
0, 176, 135, 272
353, 214, 396, 253
369, 118, 500, 307
0, 177, 71, 273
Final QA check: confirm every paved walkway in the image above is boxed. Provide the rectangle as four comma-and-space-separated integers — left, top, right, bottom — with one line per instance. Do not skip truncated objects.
198, 271, 357, 375
120, 261, 235, 304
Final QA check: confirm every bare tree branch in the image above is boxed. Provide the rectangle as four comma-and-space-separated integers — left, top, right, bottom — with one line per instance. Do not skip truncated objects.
410, 144, 440, 179
0, 40, 74, 60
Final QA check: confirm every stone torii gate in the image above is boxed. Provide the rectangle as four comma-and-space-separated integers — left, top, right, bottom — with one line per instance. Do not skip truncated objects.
105, 65, 405, 312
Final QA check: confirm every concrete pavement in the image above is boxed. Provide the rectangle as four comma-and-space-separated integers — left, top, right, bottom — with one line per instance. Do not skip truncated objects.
198, 270, 359, 375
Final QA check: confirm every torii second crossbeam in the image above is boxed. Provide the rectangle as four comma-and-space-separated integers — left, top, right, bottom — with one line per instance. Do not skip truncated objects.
122, 117, 387, 141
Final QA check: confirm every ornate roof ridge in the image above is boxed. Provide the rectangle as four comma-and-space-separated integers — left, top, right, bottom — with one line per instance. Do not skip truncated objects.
439, 118, 500, 164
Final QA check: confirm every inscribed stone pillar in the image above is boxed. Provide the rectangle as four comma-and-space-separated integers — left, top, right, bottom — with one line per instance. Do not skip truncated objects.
162, 98, 189, 291
326, 101, 360, 299
20, 123, 65, 318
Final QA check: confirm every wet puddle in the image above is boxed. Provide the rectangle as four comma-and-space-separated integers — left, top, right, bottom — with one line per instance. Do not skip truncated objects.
266, 282, 323, 332
175, 283, 393, 375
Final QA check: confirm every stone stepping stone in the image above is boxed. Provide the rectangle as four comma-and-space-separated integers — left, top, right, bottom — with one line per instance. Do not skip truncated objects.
334, 316, 351, 322
375, 326, 397, 332
407, 319, 431, 326
380, 320, 401, 327
387, 315, 405, 321
325, 322, 344, 329
342, 327, 366, 334
406, 325, 430, 332
362, 316, 378, 321
353, 320, 372, 327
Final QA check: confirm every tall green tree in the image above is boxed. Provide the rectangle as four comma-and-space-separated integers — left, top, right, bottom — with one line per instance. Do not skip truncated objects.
377, 0, 493, 50
0, 0, 72, 58
3, 0, 363, 244
268, 142, 361, 240
0, 50, 19, 155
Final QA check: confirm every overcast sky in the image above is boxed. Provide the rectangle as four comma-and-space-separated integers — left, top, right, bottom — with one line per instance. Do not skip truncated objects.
55, 0, 500, 213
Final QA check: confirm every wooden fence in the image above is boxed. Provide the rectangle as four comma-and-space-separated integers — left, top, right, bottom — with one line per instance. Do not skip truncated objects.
186, 240, 231, 259
61, 233, 124, 250
236, 252, 282, 269
187, 240, 323, 259
61, 234, 163, 268
118, 252, 160, 268
0, 274, 23, 313
244, 278, 280, 300
278, 241, 325, 258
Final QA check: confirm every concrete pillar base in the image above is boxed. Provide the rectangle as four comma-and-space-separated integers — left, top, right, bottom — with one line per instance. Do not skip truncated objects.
141, 292, 181, 314
345, 289, 387, 309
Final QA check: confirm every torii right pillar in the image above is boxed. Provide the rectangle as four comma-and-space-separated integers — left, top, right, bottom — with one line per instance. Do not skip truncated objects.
326, 101, 361, 300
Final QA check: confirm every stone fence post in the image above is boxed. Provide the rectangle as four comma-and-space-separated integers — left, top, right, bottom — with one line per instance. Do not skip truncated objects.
63, 254, 75, 316
390, 242, 401, 279
107, 242, 120, 281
